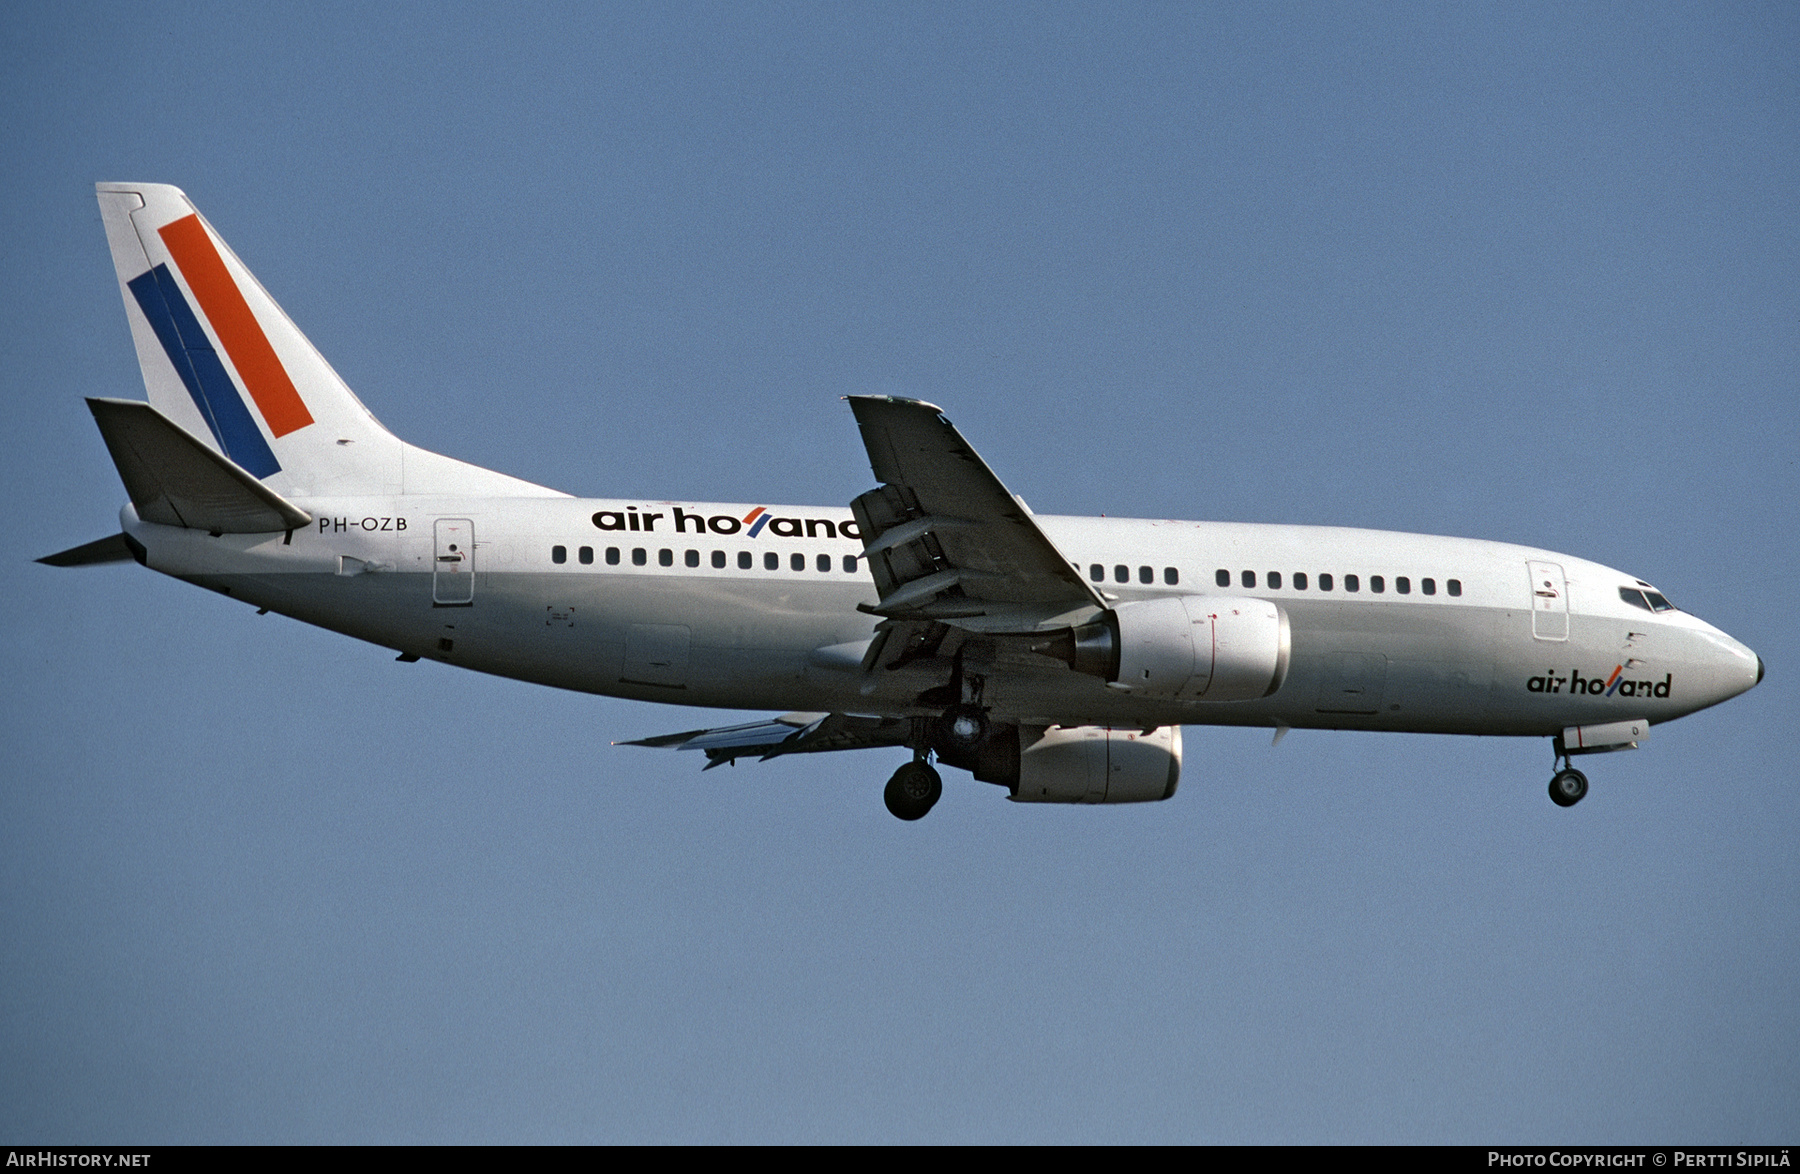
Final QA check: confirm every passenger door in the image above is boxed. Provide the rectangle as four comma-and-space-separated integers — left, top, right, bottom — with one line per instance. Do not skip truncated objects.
1527, 560, 1567, 641
433, 518, 474, 606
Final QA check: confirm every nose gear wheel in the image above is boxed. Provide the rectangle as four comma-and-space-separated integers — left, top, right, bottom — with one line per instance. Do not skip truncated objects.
1548, 767, 1589, 807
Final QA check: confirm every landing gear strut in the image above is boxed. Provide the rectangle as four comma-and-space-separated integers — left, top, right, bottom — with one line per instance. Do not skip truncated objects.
884, 759, 942, 821
1547, 737, 1589, 807
917, 645, 991, 761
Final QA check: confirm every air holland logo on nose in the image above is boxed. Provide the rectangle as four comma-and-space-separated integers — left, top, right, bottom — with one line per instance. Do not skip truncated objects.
126, 214, 313, 479
1527, 666, 1672, 698
591, 506, 861, 539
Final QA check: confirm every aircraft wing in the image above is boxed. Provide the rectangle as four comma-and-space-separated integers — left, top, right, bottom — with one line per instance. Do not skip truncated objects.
845, 396, 1106, 627
619, 712, 913, 769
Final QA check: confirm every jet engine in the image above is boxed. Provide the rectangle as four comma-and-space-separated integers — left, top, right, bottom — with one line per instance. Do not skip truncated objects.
1041, 596, 1291, 701
1001, 724, 1182, 804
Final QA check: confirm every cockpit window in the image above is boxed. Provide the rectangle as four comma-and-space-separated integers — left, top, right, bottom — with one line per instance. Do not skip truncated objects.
1621, 586, 1677, 613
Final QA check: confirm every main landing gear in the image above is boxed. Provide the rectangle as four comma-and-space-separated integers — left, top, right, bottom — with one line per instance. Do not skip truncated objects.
1547, 737, 1589, 807
881, 645, 990, 821
881, 704, 984, 822
932, 704, 989, 757
884, 757, 942, 821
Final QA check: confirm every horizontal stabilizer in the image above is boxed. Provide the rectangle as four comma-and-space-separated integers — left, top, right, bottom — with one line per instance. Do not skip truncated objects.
36, 532, 141, 567
88, 398, 312, 533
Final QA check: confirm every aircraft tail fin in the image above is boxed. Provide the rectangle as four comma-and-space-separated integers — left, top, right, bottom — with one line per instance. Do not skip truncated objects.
94, 183, 562, 499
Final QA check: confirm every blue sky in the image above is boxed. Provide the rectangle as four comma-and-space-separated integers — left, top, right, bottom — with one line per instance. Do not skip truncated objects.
3, 1, 1795, 1142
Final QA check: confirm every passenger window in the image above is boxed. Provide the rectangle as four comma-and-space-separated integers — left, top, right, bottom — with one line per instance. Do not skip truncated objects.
817, 554, 830, 572
1139, 566, 1153, 584
1241, 570, 1256, 588
606, 547, 620, 565
632, 548, 647, 566
764, 552, 778, 571
1370, 575, 1384, 593
1268, 571, 1282, 589
579, 546, 594, 565
552, 545, 567, 564
1447, 579, 1462, 597
844, 555, 859, 573
1396, 576, 1410, 594
1345, 574, 1359, 592
738, 551, 752, 570
1319, 573, 1333, 591
1216, 569, 1230, 587
791, 553, 805, 572
1114, 565, 1129, 583
1294, 572, 1307, 590
1091, 564, 1104, 582
659, 549, 673, 567
685, 550, 700, 568
1422, 578, 1435, 595
712, 550, 726, 569
1164, 567, 1178, 586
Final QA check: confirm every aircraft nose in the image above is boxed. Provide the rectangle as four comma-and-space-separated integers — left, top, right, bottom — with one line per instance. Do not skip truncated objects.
1678, 622, 1762, 711
1713, 633, 1763, 701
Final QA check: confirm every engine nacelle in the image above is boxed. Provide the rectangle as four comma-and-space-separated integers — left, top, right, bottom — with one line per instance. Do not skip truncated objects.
1051, 596, 1290, 701
1006, 724, 1182, 804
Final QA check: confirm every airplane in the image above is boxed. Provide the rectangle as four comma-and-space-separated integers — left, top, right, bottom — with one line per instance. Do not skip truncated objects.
42, 183, 1764, 820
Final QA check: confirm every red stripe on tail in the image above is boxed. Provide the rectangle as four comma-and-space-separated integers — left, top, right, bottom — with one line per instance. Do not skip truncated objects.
159, 215, 314, 438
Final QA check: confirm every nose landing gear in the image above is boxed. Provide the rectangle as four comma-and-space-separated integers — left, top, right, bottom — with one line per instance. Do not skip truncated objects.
1548, 767, 1589, 807
1547, 735, 1590, 807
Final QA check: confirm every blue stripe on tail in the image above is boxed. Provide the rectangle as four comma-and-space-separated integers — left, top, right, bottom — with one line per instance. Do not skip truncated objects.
127, 265, 281, 478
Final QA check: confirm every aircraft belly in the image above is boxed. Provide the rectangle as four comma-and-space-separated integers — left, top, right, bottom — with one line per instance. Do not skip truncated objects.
176, 568, 878, 709
182, 570, 1509, 732
183, 570, 470, 658
164, 565, 1732, 738
819, 601, 1521, 735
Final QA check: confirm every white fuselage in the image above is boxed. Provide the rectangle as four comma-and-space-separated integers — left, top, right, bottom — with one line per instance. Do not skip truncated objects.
126, 495, 1763, 737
